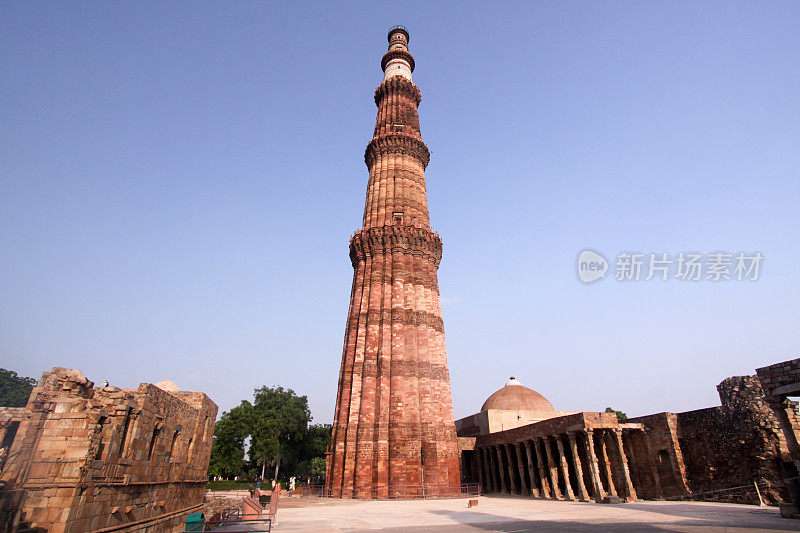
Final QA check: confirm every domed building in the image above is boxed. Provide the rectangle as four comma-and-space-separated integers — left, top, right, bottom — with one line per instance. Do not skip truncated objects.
482, 377, 555, 412
453, 370, 797, 510
454, 376, 686, 504
455, 377, 575, 437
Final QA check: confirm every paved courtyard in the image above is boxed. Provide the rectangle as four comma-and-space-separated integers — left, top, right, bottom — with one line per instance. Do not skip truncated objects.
275, 495, 798, 532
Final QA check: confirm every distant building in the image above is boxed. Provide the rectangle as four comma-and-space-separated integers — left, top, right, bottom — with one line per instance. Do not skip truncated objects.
0, 367, 217, 532
456, 371, 798, 509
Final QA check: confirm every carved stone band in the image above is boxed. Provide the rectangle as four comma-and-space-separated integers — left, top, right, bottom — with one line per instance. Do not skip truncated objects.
365, 133, 431, 169
374, 76, 422, 106
347, 309, 444, 334
381, 49, 415, 73
350, 225, 443, 267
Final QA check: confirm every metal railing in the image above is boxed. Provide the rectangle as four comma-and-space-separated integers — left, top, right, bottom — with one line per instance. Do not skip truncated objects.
665, 476, 799, 505
204, 516, 272, 532
298, 483, 480, 500
202, 504, 273, 532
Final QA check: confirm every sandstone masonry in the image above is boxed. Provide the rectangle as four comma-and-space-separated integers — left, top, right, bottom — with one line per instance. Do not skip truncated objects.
457, 371, 798, 509
0, 368, 217, 532
756, 358, 800, 516
326, 27, 461, 499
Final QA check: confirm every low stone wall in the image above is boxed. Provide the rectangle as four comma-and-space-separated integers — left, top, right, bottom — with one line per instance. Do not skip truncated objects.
204, 494, 242, 518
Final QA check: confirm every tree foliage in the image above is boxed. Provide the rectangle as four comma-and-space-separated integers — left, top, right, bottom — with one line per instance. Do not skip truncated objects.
605, 407, 628, 422
295, 424, 331, 479
208, 401, 253, 478
208, 386, 331, 482
249, 386, 310, 476
0, 369, 36, 407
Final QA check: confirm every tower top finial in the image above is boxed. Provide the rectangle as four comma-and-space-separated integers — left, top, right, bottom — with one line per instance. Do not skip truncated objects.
388, 25, 409, 43
382, 26, 414, 81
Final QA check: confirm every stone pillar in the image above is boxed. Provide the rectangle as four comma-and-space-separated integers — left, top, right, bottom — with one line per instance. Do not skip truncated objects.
489, 446, 500, 493
623, 433, 641, 489
541, 437, 562, 499
495, 446, 507, 493
533, 439, 551, 499
584, 429, 606, 501
598, 431, 618, 497
514, 443, 529, 496
766, 397, 800, 511
641, 431, 663, 498
478, 448, 492, 492
524, 440, 540, 497
482, 448, 491, 492
613, 429, 637, 502
555, 436, 576, 501
476, 448, 485, 493
473, 451, 481, 485
488, 447, 498, 493
567, 432, 590, 501
504, 444, 518, 494
481, 448, 493, 493
767, 398, 800, 472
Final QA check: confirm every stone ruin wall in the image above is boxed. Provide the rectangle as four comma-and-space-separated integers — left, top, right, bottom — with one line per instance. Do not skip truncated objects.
757, 358, 800, 394
624, 413, 690, 498
0, 367, 217, 532
674, 375, 793, 505
756, 358, 800, 517
619, 430, 655, 498
757, 358, 800, 449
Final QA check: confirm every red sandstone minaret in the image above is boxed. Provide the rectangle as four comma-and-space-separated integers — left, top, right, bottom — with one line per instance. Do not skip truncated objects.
326, 26, 460, 499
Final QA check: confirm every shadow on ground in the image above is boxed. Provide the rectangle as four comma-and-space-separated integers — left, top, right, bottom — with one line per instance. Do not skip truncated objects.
373, 511, 797, 532
366, 506, 796, 533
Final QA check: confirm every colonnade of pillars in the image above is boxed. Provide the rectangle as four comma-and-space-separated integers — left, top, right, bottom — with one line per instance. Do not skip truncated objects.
475, 429, 637, 502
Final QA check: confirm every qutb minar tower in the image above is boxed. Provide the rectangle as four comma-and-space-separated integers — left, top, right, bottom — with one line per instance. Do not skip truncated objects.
326, 27, 460, 498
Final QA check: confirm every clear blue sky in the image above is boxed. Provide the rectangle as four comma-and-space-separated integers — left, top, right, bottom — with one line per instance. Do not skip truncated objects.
2, 2, 799, 424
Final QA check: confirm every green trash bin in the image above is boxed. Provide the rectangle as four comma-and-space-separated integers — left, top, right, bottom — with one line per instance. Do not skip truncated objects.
185, 512, 205, 532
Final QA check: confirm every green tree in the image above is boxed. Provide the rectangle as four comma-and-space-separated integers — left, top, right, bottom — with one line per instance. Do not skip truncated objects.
297, 456, 327, 479
208, 387, 330, 483
208, 401, 253, 479
605, 407, 628, 422
249, 386, 310, 482
302, 424, 331, 458
0, 369, 36, 407
294, 424, 332, 481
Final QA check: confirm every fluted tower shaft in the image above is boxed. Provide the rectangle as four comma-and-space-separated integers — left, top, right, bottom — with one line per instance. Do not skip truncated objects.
326, 27, 460, 499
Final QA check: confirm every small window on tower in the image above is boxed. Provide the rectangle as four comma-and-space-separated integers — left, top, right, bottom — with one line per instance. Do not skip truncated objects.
391, 123, 405, 132
393, 211, 404, 224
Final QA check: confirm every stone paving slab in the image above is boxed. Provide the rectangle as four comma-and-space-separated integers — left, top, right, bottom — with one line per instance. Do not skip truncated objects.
274, 495, 798, 532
